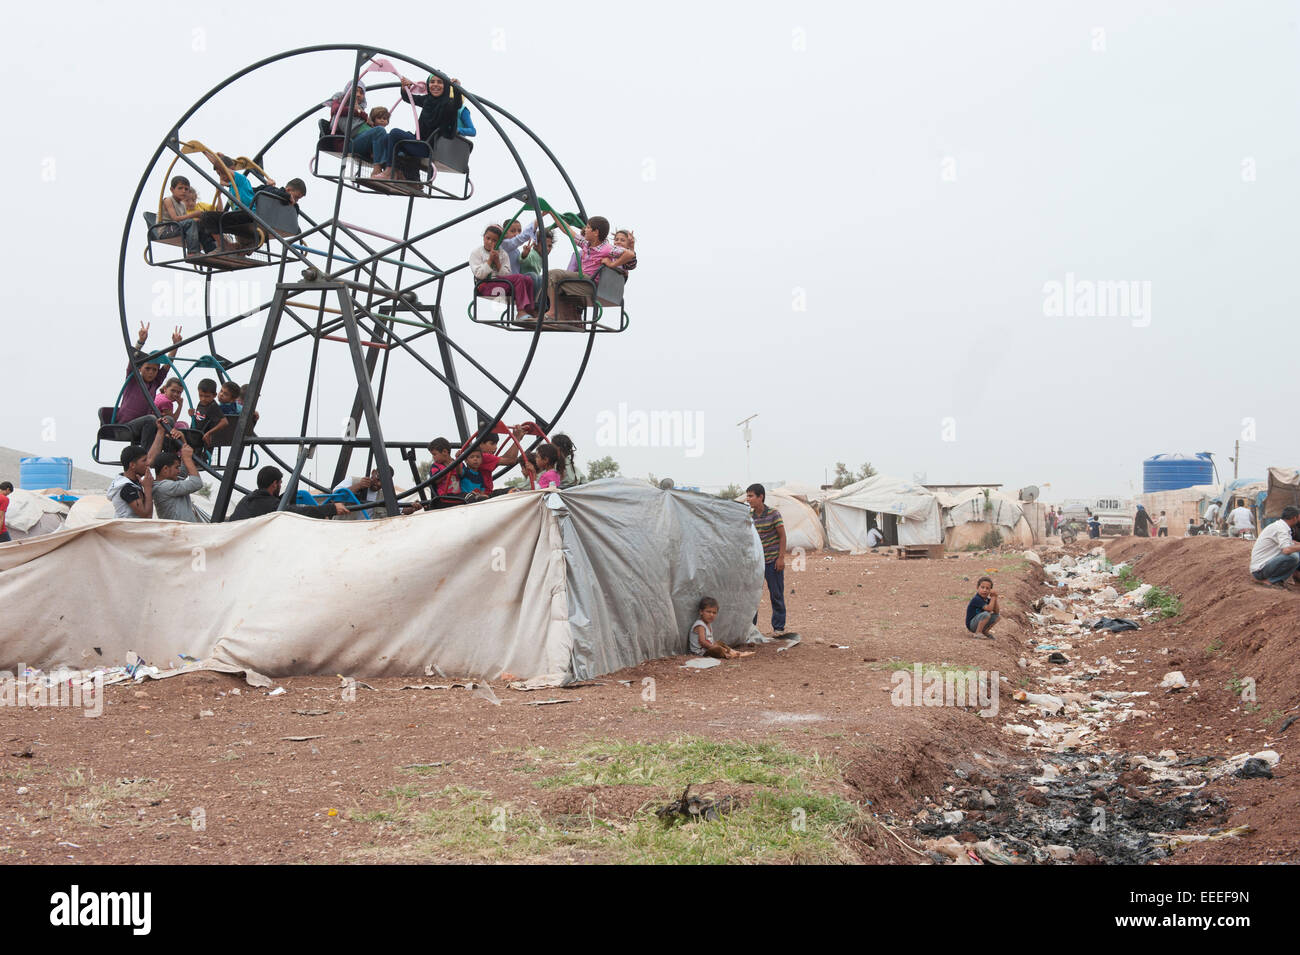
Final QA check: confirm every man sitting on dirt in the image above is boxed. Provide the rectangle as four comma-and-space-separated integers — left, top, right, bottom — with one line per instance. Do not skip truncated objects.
1228, 502, 1256, 538
965, 576, 1000, 638
866, 524, 884, 549
1249, 506, 1300, 588
229, 466, 349, 521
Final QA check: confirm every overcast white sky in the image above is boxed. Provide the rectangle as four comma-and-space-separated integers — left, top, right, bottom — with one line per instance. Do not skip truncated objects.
3, 1, 1298, 501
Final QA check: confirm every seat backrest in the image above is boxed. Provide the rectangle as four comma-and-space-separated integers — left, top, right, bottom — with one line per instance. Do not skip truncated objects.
98, 406, 116, 425
432, 136, 473, 173
594, 265, 626, 307
252, 191, 300, 237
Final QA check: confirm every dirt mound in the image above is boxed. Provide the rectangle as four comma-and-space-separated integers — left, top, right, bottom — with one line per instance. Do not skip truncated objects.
1106, 536, 1300, 716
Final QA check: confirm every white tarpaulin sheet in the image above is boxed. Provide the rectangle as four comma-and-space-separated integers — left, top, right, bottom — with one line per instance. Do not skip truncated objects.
0, 480, 762, 686
733, 487, 825, 551
937, 488, 1024, 529
823, 474, 942, 550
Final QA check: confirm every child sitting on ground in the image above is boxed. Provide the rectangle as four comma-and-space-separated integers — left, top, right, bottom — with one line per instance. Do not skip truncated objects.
535, 444, 562, 489
965, 576, 1000, 638
689, 597, 754, 659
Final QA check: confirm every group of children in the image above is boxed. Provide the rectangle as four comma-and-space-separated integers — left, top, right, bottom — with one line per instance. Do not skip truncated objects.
327, 74, 472, 182
158, 165, 306, 258
423, 430, 580, 504
473, 213, 638, 321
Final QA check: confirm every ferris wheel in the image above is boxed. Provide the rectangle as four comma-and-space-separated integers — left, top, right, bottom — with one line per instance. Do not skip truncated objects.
107, 44, 632, 521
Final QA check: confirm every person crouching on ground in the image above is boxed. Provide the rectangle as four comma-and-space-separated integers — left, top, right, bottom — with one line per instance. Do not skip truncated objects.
746, 483, 787, 636
966, 576, 1000, 638
689, 597, 753, 660
1249, 506, 1300, 588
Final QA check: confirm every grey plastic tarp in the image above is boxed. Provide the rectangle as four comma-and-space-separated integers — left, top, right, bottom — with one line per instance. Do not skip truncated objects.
0, 480, 762, 686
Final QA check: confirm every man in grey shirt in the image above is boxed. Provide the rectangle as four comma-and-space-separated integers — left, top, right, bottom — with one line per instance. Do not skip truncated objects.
151, 443, 208, 523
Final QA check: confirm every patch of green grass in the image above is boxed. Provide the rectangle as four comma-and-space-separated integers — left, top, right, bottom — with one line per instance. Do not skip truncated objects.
1227, 673, 1249, 697
1142, 585, 1182, 619
532, 738, 830, 790
1116, 565, 1140, 593
1205, 638, 1223, 655
348, 738, 862, 865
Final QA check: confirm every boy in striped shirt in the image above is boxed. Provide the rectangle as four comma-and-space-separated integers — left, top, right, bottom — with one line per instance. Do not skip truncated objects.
746, 484, 788, 635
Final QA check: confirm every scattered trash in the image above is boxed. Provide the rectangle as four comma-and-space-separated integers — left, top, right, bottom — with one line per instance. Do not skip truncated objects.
776, 633, 802, 652
198, 709, 215, 718
281, 735, 325, 741
1092, 617, 1141, 632
293, 709, 330, 717
472, 682, 501, 706
1234, 758, 1274, 780
1153, 826, 1253, 850
401, 762, 446, 770
521, 698, 581, 706
1159, 671, 1188, 692
1046, 652, 1069, 665
1281, 714, 1298, 733
267, 687, 286, 697
830, 644, 851, 650
681, 658, 722, 669
16, 786, 29, 796
654, 784, 735, 823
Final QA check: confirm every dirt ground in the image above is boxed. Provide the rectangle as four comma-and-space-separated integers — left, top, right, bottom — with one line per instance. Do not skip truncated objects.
1, 538, 1293, 864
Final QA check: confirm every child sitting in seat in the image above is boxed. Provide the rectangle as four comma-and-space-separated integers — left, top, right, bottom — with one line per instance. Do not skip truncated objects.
459, 449, 489, 501
535, 444, 562, 489
188, 379, 229, 449
689, 597, 754, 660
471, 225, 537, 315
217, 381, 241, 416
349, 107, 391, 164
159, 176, 206, 254
154, 378, 185, 429
427, 437, 461, 497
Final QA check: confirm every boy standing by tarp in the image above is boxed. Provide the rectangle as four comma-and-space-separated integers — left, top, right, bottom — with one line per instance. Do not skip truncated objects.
746, 483, 787, 635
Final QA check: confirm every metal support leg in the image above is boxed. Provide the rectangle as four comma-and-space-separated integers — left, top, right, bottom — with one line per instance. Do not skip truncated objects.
337, 291, 400, 516
212, 284, 287, 521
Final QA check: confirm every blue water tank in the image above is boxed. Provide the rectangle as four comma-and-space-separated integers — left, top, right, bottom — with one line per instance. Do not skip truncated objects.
1143, 453, 1214, 493
19, 456, 73, 490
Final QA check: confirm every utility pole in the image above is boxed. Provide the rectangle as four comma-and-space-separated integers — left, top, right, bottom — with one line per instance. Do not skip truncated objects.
1233, 439, 1239, 481
737, 414, 757, 483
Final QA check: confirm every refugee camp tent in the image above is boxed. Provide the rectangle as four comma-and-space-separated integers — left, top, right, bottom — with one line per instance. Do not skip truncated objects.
1263, 467, 1300, 522
937, 488, 1033, 549
823, 475, 942, 551
773, 481, 832, 505
0, 481, 763, 686
2, 490, 69, 541
735, 486, 825, 550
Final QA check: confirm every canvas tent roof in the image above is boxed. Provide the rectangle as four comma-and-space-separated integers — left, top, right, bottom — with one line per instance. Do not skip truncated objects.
0, 481, 762, 687
937, 488, 1024, 528
1264, 467, 1300, 520
735, 486, 825, 550
823, 474, 942, 550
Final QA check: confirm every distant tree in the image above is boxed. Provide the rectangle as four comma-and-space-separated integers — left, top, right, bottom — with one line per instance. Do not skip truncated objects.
831, 461, 878, 489
587, 455, 620, 480
716, 482, 744, 500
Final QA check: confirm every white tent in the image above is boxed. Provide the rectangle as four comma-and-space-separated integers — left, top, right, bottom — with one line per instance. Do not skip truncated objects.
937, 487, 1033, 549
0, 481, 762, 686
735, 486, 825, 550
823, 474, 942, 551
2, 490, 70, 541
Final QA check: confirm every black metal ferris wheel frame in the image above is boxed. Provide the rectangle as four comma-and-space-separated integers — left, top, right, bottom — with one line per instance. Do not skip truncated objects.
116, 43, 605, 520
